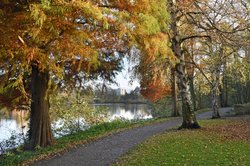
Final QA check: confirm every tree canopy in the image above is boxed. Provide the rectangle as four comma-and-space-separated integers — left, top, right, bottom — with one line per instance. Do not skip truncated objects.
0, 0, 250, 150
0, 0, 173, 149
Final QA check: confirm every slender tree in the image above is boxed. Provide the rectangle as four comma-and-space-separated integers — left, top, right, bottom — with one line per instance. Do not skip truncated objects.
168, 0, 200, 128
171, 68, 180, 116
167, 0, 250, 121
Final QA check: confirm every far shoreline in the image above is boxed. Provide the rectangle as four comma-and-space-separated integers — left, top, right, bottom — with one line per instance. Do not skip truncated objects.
92, 101, 149, 105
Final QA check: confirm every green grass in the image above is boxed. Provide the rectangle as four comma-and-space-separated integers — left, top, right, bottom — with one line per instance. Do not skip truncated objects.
114, 119, 250, 166
0, 117, 173, 166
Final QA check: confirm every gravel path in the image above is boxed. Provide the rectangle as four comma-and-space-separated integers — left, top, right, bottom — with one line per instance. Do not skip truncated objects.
32, 108, 232, 166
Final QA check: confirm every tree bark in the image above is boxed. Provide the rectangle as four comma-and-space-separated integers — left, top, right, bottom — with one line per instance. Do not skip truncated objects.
169, 0, 200, 129
211, 87, 220, 118
219, 84, 224, 107
225, 77, 228, 106
211, 69, 220, 119
175, 57, 200, 128
189, 76, 197, 111
171, 68, 180, 117
221, 61, 228, 107
26, 65, 54, 150
197, 85, 202, 109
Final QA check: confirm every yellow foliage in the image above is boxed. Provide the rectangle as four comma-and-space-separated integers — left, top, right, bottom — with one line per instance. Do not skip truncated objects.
0, 0, 174, 105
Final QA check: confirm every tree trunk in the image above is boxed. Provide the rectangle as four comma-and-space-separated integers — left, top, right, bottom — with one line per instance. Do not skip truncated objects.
26, 65, 54, 150
197, 85, 202, 109
189, 76, 197, 111
169, 0, 200, 129
211, 87, 220, 118
176, 58, 200, 129
221, 61, 228, 107
171, 68, 180, 117
211, 69, 220, 119
225, 78, 228, 106
219, 84, 224, 107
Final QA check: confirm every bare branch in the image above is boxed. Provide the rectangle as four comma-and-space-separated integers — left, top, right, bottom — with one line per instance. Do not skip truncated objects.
180, 35, 211, 43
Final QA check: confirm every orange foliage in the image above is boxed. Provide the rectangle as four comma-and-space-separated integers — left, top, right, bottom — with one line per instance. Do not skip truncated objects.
0, 90, 29, 109
0, 0, 171, 106
198, 63, 206, 69
140, 79, 171, 103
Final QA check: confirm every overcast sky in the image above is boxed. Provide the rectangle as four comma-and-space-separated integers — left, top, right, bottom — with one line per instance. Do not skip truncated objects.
110, 58, 140, 92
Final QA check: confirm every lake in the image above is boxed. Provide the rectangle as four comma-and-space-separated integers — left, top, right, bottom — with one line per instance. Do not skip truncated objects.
0, 104, 152, 144
0, 110, 29, 143
95, 103, 152, 120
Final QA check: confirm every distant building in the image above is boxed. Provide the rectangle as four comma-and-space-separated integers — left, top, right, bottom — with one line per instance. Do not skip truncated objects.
115, 88, 126, 96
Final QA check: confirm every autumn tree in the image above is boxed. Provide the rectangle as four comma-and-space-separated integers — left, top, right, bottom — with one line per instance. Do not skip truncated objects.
190, 0, 250, 117
138, 0, 249, 126
166, 0, 250, 122
228, 50, 250, 104
0, 0, 136, 149
126, 1, 174, 103
193, 41, 237, 118
0, 0, 176, 149
167, 0, 202, 128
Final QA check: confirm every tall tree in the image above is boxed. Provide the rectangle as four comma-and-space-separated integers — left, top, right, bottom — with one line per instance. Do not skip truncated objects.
0, 0, 174, 149
192, 0, 250, 117
167, 0, 250, 121
0, 0, 132, 149
168, 0, 200, 128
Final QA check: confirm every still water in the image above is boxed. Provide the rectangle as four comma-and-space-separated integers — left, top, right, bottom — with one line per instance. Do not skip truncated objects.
0, 110, 29, 142
0, 104, 152, 143
96, 103, 152, 120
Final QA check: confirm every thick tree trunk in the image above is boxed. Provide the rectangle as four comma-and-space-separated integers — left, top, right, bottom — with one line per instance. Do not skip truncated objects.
211, 69, 220, 119
171, 68, 180, 117
26, 65, 54, 150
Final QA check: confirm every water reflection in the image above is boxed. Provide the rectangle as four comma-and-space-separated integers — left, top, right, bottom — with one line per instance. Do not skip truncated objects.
0, 104, 152, 143
0, 109, 29, 141
103, 104, 152, 120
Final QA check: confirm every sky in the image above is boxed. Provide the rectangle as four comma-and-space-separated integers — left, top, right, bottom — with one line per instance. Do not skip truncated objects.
110, 58, 140, 92
110, 69, 140, 92
88, 57, 140, 93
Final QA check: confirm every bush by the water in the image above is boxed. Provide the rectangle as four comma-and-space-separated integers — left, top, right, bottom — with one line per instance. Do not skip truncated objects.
234, 103, 250, 115
0, 131, 26, 154
50, 92, 108, 136
149, 97, 181, 118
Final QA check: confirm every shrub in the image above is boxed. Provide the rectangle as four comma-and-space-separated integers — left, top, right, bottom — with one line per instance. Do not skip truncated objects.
0, 131, 26, 154
149, 97, 174, 118
50, 92, 108, 136
234, 103, 250, 115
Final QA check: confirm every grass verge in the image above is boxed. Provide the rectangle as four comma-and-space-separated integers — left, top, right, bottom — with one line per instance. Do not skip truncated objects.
114, 118, 250, 166
0, 117, 174, 166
